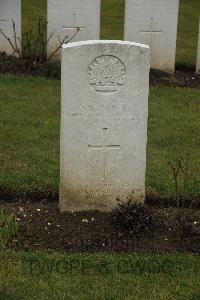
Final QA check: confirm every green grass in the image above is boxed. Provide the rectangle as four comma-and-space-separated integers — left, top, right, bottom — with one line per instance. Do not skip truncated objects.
101, 0, 125, 40
21, 0, 200, 67
0, 75, 60, 192
0, 74, 199, 197
0, 249, 199, 299
147, 86, 200, 195
22, 0, 47, 32
176, 0, 200, 67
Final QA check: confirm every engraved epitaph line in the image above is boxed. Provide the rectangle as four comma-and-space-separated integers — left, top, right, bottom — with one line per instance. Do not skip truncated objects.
88, 128, 120, 179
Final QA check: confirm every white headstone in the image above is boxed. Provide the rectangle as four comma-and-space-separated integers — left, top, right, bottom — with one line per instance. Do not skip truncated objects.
60, 40, 150, 212
0, 0, 21, 55
124, 0, 179, 73
47, 0, 101, 61
196, 17, 200, 74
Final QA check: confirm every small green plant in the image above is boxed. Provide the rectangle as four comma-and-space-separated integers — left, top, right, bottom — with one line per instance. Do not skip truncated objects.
0, 209, 19, 249
112, 199, 153, 235
167, 153, 200, 208
167, 153, 200, 238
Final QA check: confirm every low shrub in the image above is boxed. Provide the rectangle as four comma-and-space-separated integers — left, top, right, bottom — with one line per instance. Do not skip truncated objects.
0, 17, 80, 79
112, 199, 153, 235
0, 53, 61, 79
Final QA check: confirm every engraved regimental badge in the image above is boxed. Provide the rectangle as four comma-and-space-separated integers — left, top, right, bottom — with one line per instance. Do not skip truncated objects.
88, 55, 126, 94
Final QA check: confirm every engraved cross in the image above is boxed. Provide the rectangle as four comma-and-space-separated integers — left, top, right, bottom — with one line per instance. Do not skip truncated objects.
88, 128, 120, 179
140, 17, 162, 50
0, 18, 6, 23
62, 13, 85, 30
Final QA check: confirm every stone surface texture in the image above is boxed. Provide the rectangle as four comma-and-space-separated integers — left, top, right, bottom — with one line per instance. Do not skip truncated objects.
47, 0, 100, 60
0, 0, 21, 55
124, 0, 179, 73
60, 40, 150, 212
196, 17, 200, 74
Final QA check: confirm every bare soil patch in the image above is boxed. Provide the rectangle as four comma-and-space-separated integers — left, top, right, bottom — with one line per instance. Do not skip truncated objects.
1, 201, 200, 254
150, 69, 200, 88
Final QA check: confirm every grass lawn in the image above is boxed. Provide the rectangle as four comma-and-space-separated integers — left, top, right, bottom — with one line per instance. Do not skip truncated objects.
0, 248, 200, 299
21, 0, 200, 67
0, 74, 199, 198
